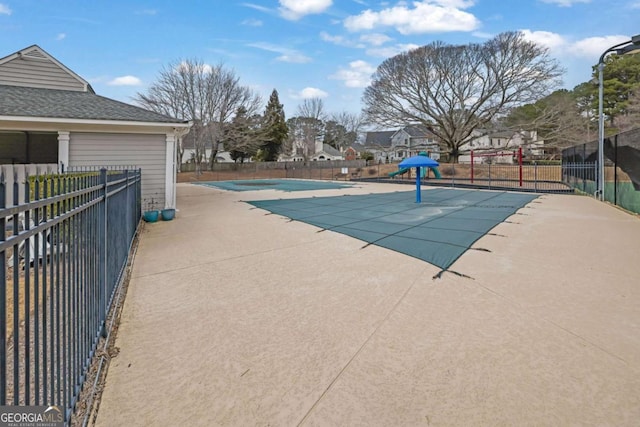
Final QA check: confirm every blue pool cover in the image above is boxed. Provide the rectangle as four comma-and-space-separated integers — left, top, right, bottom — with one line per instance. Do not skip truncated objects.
196, 179, 354, 192
248, 188, 538, 272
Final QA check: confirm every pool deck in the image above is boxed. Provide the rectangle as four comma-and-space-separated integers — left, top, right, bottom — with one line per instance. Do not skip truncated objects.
96, 181, 640, 426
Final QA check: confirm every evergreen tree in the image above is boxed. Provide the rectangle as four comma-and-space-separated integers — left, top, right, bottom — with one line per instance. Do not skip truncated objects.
261, 89, 288, 161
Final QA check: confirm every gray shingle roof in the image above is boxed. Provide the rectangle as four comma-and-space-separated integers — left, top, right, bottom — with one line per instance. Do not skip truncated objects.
404, 124, 433, 137
364, 130, 394, 147
322, 144, 342, 156
0, 85, 187, 123
348, 143, 366, 152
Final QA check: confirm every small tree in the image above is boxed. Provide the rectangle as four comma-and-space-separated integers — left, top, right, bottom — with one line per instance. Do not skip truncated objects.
224, 107, 261, 163
260, 89, 288, 161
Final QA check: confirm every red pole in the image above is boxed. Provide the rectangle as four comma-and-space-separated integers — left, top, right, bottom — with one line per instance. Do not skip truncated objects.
471, 150, 474, 183
518, 147, 523, 187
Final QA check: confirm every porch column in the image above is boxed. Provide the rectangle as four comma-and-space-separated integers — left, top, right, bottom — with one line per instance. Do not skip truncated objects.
165, 132, 177, 209
58, 131, 70, 172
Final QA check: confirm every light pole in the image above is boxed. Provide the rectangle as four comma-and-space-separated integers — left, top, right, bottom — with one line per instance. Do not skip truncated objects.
597, 34, 640, 201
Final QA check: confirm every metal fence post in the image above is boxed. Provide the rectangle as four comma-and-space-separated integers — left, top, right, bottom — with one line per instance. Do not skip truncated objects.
100, 168, 108, 338
0, 172, 5, 405
614, 136, 618, 205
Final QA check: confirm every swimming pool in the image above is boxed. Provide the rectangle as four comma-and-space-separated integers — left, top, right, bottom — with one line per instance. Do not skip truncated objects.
196, 179, 355, 192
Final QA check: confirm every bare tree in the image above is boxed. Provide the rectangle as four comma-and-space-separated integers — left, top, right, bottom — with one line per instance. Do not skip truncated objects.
502, 90, 589, 159
362, 31, 563, 162
135, 58, 261, 173
329, 111, 363, 148
293, 97, 327, 158
297, 97, 326, 121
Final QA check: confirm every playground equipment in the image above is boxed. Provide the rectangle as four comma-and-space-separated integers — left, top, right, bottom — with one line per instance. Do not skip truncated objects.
390, 152, 442, 180
389, 166, 441, 179
398, 154, 440, 203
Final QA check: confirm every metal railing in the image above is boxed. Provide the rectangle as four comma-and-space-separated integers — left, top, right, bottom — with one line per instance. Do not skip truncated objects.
0, 167, 141, 423
353, 163, 575, 193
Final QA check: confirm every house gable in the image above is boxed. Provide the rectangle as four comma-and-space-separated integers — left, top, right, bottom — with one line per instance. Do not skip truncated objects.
0, 45, 91, 92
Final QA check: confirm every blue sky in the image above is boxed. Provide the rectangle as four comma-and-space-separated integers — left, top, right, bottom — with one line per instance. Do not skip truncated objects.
0, 0, 638, 117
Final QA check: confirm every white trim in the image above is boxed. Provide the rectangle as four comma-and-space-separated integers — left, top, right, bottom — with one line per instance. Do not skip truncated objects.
0, 115, 191, 128
57, 131, 70, 172
165, 133, 177, 209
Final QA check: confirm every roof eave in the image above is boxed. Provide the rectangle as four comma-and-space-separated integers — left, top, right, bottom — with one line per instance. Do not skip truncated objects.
0, 115, 191, 127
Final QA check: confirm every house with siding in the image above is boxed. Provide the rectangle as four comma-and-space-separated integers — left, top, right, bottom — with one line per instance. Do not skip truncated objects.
0, 45, 191, 208
364, 125, 440, 163
458, 129, 543, 164
344, 143, 365, 161
311, 143, 343, 161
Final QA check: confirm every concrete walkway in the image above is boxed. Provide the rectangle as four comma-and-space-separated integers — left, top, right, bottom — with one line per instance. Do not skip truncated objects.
96, 182, 640, 426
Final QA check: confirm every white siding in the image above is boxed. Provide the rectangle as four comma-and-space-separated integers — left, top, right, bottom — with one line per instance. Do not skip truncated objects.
68, 133, 167, 207
0, 55, 85, 91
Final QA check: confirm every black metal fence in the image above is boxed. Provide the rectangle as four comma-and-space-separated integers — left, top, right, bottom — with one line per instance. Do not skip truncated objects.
562, 128, 640, 214
0, 167, 141, 423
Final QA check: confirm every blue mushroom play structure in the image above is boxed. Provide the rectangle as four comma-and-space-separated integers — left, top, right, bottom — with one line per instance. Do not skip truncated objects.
396, 152, 440, 203
389, 152, 441, 179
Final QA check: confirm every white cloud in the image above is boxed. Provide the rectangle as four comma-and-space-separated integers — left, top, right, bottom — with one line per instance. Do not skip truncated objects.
319, 31, 364, 48
56, 33, 66, 41
472, 31, 493, 39
330, 60, 376, 88
242, 18, 263, 26
344, 1, 480, 34
242, 3, 273, 13
292, 87, 329, 99
630, 1, 640, 8
321, 31, 350, 45
279, 0, 332, 20
108, 75, 142, 86
248, 42, 312, 63
519, 29, 566, 51
359, 33, 392, 46
0, 3, 11, 14
539, 0, 590, 6
570, 35, 632, 58
366, 43, 420, 58
177, 61, 213, 74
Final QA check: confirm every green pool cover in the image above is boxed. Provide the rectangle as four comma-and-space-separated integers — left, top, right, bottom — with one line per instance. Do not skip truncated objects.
197, 179, 354, 192
248, 188, 538, 272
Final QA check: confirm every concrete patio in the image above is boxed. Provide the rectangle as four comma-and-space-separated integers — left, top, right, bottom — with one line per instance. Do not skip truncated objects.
95, 181, 640, 426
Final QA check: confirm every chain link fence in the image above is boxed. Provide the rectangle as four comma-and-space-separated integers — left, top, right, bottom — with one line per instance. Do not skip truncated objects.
563, 128, 640, 214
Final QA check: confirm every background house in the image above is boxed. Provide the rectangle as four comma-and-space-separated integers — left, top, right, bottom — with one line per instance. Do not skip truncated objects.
364, 125, 440, 162
280, 136, 345, 162
458, 129, 543, 164
344, 143, 365, 160
0, 45, 191, 208
311, 142, 343, 161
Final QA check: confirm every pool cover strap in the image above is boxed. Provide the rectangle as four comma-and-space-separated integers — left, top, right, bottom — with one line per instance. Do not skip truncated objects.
248, 188, 538, 272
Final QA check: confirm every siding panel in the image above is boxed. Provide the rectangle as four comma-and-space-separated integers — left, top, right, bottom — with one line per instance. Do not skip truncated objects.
0, 57, 85, 91
69, 133, 167, 207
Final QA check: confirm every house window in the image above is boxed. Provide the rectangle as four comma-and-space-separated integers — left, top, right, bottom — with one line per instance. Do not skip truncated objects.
0, 131, 58, 164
